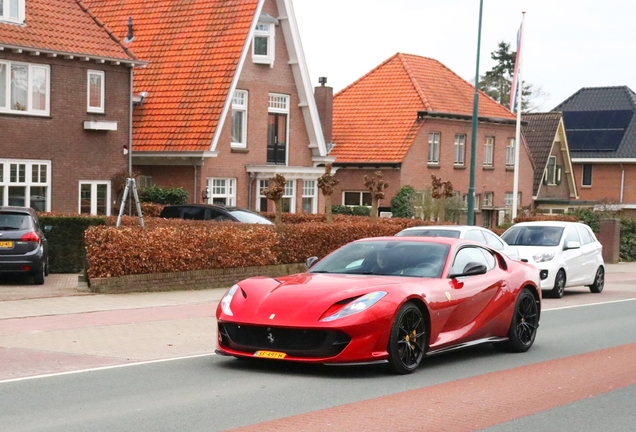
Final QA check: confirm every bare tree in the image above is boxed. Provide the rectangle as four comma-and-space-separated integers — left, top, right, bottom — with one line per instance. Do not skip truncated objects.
363, 171, 389, 221
261, 173, 286, 224
317, 163, 339, 223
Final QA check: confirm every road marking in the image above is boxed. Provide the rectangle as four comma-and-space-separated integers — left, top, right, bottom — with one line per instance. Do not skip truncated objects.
0, 353, 216, 385
543, 297, 636, 311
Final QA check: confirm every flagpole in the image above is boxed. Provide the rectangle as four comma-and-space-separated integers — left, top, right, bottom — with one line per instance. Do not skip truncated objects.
512, 12, 525, 220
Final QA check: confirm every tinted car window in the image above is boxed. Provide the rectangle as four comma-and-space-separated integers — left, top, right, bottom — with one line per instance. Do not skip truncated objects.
209, 209, 234, 221
160, 207, 182, 218
227, 209, 273, 224
502, 226, 564, 247
182, 207, 207, 220
0, 213, 32, 230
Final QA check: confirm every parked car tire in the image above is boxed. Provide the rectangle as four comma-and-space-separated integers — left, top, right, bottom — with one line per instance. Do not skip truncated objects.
33, 264, 45, 285
387, 302, 426, 374
496, 288, 539, 352
548, 269, 566, 298
44, 255, 50, 276
588, 266, 605, 294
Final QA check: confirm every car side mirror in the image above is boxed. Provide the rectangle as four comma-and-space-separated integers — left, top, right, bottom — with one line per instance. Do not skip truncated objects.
565, 241, 580, 250
305, 256, 319, 269
44, 225, 53, 233
449, 262, 487, 279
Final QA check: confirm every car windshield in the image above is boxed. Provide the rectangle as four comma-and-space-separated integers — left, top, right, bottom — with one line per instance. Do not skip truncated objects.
502, 226, 564, 247
396, 229, 461, 238
0, 213, 32, 230
309, 240, 449, 278
228, 209, 273, 224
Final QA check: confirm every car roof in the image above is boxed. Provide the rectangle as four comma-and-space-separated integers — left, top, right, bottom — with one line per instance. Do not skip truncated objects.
399, 225, 487, 233
0, 206, 35, 215
511, 221, 582, 228
356, 236, 461, 246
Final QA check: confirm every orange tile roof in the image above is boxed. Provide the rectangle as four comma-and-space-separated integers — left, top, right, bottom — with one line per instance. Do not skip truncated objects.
85, 0, 260, 152
0, 0, 137, 62
332, 53, 516, 164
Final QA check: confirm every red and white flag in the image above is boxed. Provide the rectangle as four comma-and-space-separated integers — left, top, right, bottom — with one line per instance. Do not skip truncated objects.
509, 21, 523, 112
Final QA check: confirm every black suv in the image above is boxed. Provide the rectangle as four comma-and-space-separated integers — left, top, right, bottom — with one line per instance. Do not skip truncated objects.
159, 204, 273, 224
0, 206, 49, 285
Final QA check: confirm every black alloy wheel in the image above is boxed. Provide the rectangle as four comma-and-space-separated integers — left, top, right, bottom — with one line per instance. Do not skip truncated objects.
589, 266, 605, 294
387, 302, 426, 374
550, 269, 566, 298
499, 288, 539, 352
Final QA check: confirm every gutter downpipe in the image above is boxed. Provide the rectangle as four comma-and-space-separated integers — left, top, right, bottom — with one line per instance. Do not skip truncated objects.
248, 172, 257, 210
620, 163, 625, 204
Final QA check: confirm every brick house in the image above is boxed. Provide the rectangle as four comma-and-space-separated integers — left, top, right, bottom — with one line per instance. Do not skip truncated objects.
521, 112, 579, 214
0, 0, 143, 214
554, 86, 636, 214
327, 53, 534, 227
85, 0, 332, 213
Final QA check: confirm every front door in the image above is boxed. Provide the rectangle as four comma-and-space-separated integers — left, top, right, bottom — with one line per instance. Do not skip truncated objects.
267, 113, 287, 165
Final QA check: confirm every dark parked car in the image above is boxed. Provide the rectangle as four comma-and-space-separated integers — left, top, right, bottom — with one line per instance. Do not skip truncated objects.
159, 204, 273, 225
0, 206, 49, 285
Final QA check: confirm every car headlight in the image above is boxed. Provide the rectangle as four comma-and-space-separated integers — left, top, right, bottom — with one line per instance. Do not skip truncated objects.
220, 284, 239, 316
320, 291, 387, 322
533, 251, 555, 263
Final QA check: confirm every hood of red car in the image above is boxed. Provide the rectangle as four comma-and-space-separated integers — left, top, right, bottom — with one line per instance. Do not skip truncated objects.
221, 273, 418, 326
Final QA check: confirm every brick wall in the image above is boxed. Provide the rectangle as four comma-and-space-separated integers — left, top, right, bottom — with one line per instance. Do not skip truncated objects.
573, 163, 636, 204
89, 263, 307, 294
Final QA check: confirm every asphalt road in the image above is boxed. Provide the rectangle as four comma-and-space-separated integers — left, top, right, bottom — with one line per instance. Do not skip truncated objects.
1, 299, 635, 432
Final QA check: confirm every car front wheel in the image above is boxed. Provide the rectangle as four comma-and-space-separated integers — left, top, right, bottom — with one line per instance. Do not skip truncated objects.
588, 266, 604, 293
387, 302, 426, 374
549, 269, 566, 298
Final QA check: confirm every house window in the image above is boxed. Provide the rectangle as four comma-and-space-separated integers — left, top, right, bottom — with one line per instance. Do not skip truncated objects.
505, 192, 521, 207
87, 70, 105, 113
138, 176, 153, 188
483, 192, 493, 207
483, 137, 494, 166
252, 21, 276, 66
231, 90, 248, 148
428, 132, 440, 164
544, 156, 562, 185
257, 180, 269, 211
475, 194, 480, 211
506, 138, 515, 166
454, 134, 466, 165
0, 61, 50, 115
302, 180, 317, 214
79, 181, 110, 215
267, 94, 289, 165
207, 178, 236, 206
0, 159, 50, 211
0, 0, 24, 23
582, 164, 593, 187
282, 181, 296, 213
343, 191, 372, 206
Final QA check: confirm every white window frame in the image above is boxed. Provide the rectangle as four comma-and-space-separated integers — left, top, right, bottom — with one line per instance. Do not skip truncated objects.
302, 180, 317, 214
428, 132, 440, 164
0, 0, 25, 23
87, 70, 105, 113
282, 180, 296, 213
544, 156, 557, 185
0, 159, 51, 211
483, 192, 493, 207
506, 138, 515, 166
230, 90, 248, 148
206, 178, 236, 206
454, 134, 466, 165
257, 179, 269, 212
252, 22, 276, 67
342, 191, 372, 207
582, 164, 593, 187
0, 60, 50, 116
505, 192, 521, 207
483, 136, 494, 166
78, 181, 111, 215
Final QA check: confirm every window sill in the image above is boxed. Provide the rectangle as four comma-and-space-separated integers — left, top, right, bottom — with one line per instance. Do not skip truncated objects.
231, 147, 249, 154
427, 163, 441, 169
454, 165, 466, 170
0, 110, 51, 118
482, 166, 494, 171
581, 185, 592, 188
505, 166, 515, 171
86, 110, 106, 116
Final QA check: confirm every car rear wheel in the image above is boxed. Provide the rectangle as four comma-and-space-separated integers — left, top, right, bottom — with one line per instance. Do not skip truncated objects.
549, 269, 566, 298
498, 288, 539, 352
44, 255, 50, 276
33, 264, 45, 285
588, 266, 604, 293
387, 302, 426, 374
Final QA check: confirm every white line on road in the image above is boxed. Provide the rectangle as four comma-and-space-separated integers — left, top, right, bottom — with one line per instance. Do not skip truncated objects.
543, 297, 636, 311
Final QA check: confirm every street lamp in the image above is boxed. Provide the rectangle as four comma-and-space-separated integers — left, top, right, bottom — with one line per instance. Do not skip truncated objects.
467, 0, 484, 226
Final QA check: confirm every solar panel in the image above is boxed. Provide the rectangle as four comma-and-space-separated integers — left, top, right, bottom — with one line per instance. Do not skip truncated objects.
563, 110, 633, 151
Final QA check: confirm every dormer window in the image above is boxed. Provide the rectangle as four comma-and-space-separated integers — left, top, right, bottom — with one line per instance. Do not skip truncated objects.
0, 0, 25, 24
252, 14, 278, 67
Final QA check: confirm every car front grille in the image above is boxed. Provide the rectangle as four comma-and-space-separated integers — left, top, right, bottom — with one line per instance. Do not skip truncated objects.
218, 323, 351, 358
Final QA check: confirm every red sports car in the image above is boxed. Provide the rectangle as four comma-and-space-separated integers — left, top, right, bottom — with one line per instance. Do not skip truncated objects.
216, 237, 541, 374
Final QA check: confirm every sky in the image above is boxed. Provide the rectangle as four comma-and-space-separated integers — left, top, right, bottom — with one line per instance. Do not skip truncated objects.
293, 0, 636, 112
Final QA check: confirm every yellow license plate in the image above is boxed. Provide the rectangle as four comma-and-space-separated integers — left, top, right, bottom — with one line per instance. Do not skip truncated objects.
254, 350, 287, 359
0, 241, 13, 249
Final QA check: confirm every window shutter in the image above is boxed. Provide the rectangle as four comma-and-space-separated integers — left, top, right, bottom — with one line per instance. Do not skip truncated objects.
556, 165, 562, 185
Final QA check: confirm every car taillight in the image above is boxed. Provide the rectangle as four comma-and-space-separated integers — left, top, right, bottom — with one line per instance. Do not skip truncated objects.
20, 231, 40, 243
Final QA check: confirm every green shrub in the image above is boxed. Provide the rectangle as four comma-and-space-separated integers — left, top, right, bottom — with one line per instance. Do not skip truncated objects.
332, 205, 371, 216
391, 185, 416, 218
139, 186, 188, 205
620, 218, 636, 261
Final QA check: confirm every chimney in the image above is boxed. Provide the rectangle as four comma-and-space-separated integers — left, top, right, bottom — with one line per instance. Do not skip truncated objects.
314, 77, 333, 148
124, 17, 134, 43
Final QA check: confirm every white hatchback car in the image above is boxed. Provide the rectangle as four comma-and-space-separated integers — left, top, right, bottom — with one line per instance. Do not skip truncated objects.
395, 225, 520, 260
501, 221, 604, 298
